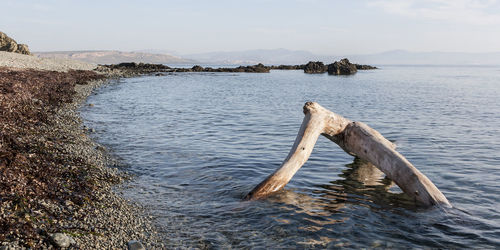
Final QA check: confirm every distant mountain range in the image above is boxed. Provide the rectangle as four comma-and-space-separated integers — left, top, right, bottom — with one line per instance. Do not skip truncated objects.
34, 50, 195, 64
184, 49, 500, 66
184, 48, 317, 65
34, 49, 500, 66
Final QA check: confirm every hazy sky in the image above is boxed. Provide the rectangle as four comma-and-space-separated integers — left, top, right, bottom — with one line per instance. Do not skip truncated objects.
2, 0, 500, 54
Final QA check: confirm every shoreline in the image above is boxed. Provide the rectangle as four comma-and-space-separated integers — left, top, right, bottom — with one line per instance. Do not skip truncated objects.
57, 77, 165, 249
0, 66, 164, 249
0, 52, 375, 248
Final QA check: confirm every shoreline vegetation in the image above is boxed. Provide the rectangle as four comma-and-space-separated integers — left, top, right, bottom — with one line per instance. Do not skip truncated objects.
0, 46, 377, 248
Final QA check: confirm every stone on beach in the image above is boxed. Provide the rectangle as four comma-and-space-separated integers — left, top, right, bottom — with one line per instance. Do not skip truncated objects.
49, 233, 75, 248
128, 240, 146, 250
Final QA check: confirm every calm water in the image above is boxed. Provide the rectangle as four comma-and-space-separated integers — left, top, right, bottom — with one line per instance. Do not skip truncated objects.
82, 66, 500, 248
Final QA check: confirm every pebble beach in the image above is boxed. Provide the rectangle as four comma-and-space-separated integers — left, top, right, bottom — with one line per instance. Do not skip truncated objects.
0, 51, 164, 249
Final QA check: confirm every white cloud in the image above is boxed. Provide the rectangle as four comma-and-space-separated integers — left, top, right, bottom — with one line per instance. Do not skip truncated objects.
369, 0, 500, 25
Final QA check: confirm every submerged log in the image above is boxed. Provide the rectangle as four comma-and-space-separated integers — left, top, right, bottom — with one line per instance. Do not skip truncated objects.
245, 102, 450, 207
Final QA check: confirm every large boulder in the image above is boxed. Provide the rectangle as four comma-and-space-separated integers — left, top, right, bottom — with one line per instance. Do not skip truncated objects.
327, 58, 357, 75
303, 61, 327, 74
0, 32, 31, 55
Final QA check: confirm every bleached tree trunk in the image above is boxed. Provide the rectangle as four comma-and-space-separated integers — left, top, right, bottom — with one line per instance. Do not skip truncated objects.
245, 102, 450, 207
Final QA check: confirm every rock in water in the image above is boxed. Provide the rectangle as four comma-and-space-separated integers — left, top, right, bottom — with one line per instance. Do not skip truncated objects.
0, 31, 31, 55
355, 64, 377, 70
191, 65, 204, 72
303, 61, 327, 74
327, 58, 357, 75
128, 240, 146, 250
49, 233, 75, 248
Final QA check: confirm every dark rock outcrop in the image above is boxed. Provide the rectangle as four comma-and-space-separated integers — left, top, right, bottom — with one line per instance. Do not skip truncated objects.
269, 60, 376, 73
99, 60, 375, 77
109, 62, 171, 71
174, 63, 270, 73
98, 63, 271, 76
303, 61, 327, 74
97, 62, 172, 76
270, 64, 305, 70
227, 63, 270, 73
191, 65, 204, 72
327, 58, 357, 75
0, 32, 31, 55
355, 64, 378, 70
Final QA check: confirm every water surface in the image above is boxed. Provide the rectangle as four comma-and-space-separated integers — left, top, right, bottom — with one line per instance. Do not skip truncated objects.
82, 66, 500, 248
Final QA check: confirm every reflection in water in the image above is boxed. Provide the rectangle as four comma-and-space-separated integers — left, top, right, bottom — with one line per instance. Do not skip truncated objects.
322, 158, 417, 208
266, 158, 419, 247
271, 157, 416, 221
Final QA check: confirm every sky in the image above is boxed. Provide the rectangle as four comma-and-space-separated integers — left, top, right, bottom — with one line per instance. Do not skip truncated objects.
1, 0, 500, 55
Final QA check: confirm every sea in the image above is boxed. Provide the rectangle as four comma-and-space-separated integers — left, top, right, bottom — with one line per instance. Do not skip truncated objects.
81, 65, 500, 248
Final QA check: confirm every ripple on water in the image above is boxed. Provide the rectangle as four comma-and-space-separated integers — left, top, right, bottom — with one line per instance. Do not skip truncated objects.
82, 67, 500, 248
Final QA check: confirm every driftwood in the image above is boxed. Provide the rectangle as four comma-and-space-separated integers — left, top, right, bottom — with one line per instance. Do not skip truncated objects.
245, 102, 450, 207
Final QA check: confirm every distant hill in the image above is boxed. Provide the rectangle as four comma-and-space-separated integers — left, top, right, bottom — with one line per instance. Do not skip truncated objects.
34, 49, 500, 66
185, 48, 320, 65
34, 50, 196, 65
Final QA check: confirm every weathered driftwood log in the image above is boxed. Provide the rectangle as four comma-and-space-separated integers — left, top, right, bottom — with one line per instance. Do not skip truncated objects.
245, 102, 450, 207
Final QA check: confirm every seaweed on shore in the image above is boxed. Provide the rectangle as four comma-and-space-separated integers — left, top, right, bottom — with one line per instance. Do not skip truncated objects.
0, 68, 106, 247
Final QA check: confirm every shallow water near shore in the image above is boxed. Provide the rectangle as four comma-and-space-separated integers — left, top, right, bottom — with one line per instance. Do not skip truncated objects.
81, 66, 500, 248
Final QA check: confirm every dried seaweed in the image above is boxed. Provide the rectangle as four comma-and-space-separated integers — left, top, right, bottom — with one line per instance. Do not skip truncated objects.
0, 68, 106, 246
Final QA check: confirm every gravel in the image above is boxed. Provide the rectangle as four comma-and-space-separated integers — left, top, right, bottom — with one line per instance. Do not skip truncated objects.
53, 79, 166, 249
0, 51, 96, 72
0, 51, 166, 248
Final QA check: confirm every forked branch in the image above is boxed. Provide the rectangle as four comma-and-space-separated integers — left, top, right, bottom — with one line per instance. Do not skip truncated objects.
245, 102, 450, 207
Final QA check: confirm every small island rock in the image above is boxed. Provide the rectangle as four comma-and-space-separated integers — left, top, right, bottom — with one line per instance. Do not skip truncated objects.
303, 61, 327, 74
327, 58, 357, 75
355, 64, 378, 70
191, 65, 204, 72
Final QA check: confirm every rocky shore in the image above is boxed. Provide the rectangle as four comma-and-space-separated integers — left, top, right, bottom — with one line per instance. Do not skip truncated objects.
0, 66, 165, 249
0, 47, 379, 249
